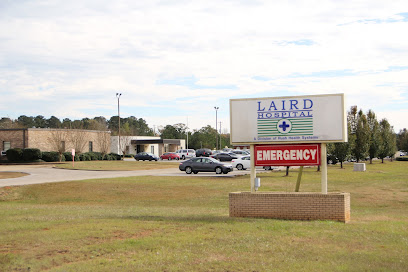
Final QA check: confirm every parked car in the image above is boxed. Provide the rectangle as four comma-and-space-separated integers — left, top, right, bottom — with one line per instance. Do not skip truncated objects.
231, 155, 251, 170
211, 152, 238, 161
134, 152, 159, 161
231, 149, 250, 156
175, 149, 196, 160
195, 148, 213, 157
179, 157, 233, 174
160, 152, 180, 160
231, 156, 277, 171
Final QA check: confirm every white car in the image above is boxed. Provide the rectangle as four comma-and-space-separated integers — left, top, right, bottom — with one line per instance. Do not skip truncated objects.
175, 149, 196, 160
231, 155, 278, 171
231, 155, 251, 170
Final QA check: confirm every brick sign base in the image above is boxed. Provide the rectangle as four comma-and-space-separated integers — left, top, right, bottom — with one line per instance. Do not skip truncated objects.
229, 192, 350, 223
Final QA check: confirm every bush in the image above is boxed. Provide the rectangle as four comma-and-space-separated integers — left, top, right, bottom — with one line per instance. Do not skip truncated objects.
109, 153, 121, 160
63, 152, 80, 161
396, 156, 408, 161
103, 154, 113, 160
84, 152, 103, 160
6, 148, 23, 162
41, 151, 63, 162
22, 148, 42, 161
79, 153, 91, 161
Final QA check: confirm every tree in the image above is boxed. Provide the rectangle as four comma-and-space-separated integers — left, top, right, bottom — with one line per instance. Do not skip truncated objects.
367, 110, 380, 164
48, 130, 67, 161
0, 117, 18, 129
34, 115, 47, 128
96, 131, 111, 155
160, 123, 187, 139
17, 115, 35, 128
333, 142, 350, 168
350, 109, 370, 162
46, 116, 61, 128
397, 128, 408, 152
378, 119, 395, 163
69, 129, 88, 154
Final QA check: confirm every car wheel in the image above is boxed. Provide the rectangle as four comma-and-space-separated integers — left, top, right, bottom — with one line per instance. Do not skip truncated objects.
136, 158, 139, 161
237, 164, 243, 170
215, 167, 222, 174
168, 157, 172, 161
185, 167, 192, 174
263, 166, 271, 170
182, 155, 185, 160
176, 157, 179, 160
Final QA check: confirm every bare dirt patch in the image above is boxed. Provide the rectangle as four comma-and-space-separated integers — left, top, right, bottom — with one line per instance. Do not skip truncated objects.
0, 172, 29, 179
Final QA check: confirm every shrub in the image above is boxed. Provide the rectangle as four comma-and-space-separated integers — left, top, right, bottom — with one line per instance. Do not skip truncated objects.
79, 153, 91, 161
109, 153, 121, 160
63, 152, 80, 161
41, 151, 62, 162
6, 148, 23, 162
22, 148, 42, 161
102, 154, 113, 160
396, 156, 408, 161
84, 152, 102, 160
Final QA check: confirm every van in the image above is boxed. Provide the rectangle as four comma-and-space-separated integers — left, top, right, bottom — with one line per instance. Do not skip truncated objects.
175, 149, 196, 160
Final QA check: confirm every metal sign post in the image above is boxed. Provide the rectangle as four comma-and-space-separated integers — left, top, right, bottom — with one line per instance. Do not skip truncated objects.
321, 143, 328, 194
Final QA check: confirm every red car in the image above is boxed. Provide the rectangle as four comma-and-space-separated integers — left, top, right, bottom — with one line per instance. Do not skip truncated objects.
160, 152, 180, 160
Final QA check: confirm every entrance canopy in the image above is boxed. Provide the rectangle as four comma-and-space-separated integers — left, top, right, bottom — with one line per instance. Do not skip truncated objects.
130, 139, 182, 145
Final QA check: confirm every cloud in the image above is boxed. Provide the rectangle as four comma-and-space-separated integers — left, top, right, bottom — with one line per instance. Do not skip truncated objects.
0, 0, 407, 132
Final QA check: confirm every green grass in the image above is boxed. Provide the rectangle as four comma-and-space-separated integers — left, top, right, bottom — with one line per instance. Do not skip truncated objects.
0, 161, 407, 271
54, 160, 179, 171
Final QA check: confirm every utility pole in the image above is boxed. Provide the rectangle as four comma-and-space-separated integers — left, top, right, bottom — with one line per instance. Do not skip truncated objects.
116, 93, 122, 157
214, 107, 219, 150
219, 121, 222, 150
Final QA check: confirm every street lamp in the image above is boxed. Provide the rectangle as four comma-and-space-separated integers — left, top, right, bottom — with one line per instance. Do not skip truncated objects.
116, 93, 122, 157
214, 106, 219, 150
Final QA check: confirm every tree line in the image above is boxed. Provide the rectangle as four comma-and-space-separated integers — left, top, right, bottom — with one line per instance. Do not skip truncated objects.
0, 115, 153, 136
328, 106, 404, 167
1, 109, 407, 155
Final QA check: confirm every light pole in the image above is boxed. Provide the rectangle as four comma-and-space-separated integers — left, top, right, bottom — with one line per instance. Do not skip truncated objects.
116, 93, 122, 157
214, 106, 219, 150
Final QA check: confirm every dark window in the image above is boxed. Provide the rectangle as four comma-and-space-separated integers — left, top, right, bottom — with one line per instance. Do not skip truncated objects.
89, 141, 93, 152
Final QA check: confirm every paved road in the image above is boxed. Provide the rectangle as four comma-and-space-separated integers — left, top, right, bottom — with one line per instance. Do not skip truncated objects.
0, 164, 251, 188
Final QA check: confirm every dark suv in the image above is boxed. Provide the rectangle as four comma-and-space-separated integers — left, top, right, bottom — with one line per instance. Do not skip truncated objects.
195, 148, 213, 157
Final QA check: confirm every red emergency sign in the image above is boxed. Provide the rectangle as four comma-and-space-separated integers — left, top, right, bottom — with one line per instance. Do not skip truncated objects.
255, 144, 321, 166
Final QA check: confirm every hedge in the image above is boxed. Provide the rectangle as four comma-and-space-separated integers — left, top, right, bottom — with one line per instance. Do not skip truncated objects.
22, 148, 42, 161
396, 156, 408, 161
42, 152, 66, 162
6, 148, 23, 162
63, 152, 80, 161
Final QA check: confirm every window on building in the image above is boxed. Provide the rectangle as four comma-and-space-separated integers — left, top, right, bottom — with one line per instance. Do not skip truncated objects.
60, 141, 65, 151
89, 141, 93, 152
151, 145, 154, 154
3, 141, 11, 151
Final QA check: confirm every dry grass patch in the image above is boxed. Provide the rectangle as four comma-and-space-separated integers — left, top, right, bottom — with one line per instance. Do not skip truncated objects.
0, 172, 29, 179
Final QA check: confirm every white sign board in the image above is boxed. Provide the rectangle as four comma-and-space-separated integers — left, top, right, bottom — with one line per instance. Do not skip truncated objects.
230, 93, 347, 144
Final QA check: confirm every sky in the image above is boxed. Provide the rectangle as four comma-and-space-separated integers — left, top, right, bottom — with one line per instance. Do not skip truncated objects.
1, 0, 407, 133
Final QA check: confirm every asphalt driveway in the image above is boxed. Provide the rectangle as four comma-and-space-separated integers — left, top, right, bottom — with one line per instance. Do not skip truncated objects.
0, 164, 250, 188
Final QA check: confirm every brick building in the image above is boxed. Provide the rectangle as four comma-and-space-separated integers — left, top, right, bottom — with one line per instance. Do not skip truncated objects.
0, 128, 111, 155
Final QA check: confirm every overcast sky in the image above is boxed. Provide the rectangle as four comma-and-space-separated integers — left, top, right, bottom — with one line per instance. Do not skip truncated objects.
1, 0, 407, 133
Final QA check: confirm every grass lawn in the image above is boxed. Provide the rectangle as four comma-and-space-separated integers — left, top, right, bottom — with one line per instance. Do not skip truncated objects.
0, 172, 29, 179
0, 161, 407, 271
54, 160, 179, 171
